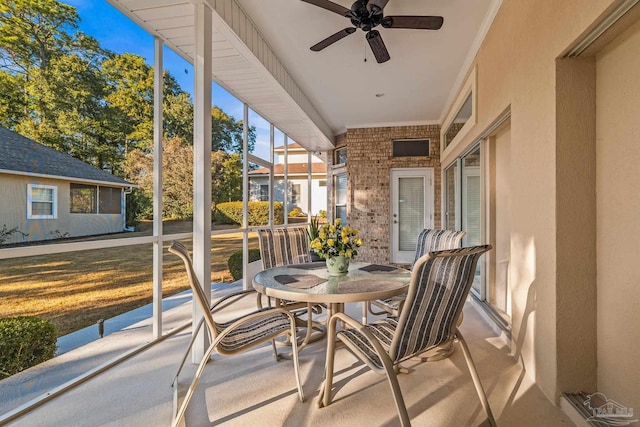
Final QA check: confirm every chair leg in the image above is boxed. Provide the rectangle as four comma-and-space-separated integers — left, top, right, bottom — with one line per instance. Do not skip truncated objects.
377, 352, 411, 427
288, 317, 305, 402
271, 339, 279, 361
456, 329, 497, 427
320, 314, 339, 408
172, 318, 205, 387
172, 342, 218, 427
362, 301, 368, 324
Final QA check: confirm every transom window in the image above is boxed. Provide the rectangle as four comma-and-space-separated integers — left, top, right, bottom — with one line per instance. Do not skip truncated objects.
334, 147, 347, 165
27, 184, 57, 219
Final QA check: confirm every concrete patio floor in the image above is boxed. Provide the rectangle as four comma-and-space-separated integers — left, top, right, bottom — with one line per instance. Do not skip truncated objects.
1, 285, 574, 427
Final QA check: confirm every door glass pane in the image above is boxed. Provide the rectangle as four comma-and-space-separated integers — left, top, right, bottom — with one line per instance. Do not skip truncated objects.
445, 164, 457, 230
335, 174, 347, 224
462, 146, 482, 292
398, 177, 424, 251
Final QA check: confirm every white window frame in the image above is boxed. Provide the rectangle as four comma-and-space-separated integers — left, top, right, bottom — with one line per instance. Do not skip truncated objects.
441, 66, 477, 157
27, 184, 57, 219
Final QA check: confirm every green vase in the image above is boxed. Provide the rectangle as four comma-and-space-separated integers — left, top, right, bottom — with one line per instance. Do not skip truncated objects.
326, 256, 349, 276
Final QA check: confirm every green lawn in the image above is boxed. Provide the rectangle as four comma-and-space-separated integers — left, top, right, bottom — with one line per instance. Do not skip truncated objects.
0, 226, 259, 337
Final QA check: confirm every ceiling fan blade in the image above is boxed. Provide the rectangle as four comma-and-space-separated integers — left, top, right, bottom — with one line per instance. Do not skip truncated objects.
301, 0, 352, 17
367, 0, 389, 13
366, 30, 390, 63
382, 15, 444, 30
310, 27, 357, 51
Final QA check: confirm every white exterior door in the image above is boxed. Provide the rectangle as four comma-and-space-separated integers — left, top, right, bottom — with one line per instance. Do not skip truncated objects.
390, 168, 434, 263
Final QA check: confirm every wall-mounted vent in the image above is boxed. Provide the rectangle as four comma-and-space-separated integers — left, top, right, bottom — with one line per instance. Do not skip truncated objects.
392, 139, 430, 157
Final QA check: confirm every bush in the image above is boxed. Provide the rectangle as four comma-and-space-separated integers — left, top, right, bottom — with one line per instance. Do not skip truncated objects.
0, 317, 57, 379
289, 207, 304, 217
228, 248, 262, 280
126, 188, 152, 226
214, 201, 284, 226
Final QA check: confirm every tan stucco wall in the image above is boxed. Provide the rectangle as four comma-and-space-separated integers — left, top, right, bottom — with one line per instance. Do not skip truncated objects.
596, 18, 640, 412
439, 0, 619, 402
0, 173, 124, 243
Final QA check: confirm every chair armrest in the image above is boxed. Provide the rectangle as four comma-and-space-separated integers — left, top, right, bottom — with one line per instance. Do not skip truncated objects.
213, 307, 297, 344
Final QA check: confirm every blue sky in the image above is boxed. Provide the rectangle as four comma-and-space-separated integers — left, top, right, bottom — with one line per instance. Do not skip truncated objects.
63, 0, 277, 159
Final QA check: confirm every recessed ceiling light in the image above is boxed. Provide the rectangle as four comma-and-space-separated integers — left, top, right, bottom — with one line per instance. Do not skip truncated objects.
375, 93, 384, 98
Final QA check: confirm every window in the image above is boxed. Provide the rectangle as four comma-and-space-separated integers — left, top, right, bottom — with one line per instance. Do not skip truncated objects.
70, 184, 97, 213
259, 184, 269, 201
392, 139, 430, 157
444, 163, 458, 231
99, 187, 122, 214
335, 173, 347, 224
334, 147, 347, 165
27, 184, 57, 219
444, 145, 485, 300
444, 94, 473, 148
441, 66, 477, 152
290, 183, 301, 206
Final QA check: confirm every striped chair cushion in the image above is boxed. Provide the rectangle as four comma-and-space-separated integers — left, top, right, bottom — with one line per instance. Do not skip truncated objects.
287, 227, 312, 264
338, 318, 398, 370
393, 246, 488, 361
215, 308, 291, 353
258, 228, 289, 269
257, 227, 313, 306
257, 227, 311, 268
373, 229, 466, 312
343, 246, 489, 365
412, 229, 466, 268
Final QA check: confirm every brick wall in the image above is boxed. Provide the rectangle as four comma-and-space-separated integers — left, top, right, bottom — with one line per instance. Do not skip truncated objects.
327, 125, 441, 264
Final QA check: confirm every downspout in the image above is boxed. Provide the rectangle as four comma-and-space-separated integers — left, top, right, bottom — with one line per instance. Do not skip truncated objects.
123, 186, 135, 232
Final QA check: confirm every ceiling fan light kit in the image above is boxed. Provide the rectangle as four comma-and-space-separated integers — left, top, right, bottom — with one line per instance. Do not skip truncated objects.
302, 0, 443, 63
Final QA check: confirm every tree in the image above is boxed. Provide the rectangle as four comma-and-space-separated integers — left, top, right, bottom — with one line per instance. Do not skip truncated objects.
211, 106, 256, 153
125, 140, 248, 221
0, 0, 253, 185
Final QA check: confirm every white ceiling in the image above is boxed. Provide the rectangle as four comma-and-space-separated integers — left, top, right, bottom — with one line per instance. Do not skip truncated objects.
237, 0, 496, 132
107, 0, 499, 151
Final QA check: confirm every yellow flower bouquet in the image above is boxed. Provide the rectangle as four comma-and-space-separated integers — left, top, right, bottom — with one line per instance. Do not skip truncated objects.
310, 218, 363, 260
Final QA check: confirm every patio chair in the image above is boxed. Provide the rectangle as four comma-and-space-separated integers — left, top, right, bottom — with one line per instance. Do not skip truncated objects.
256, 227, 325, 334
364, 229, 466, 321
321, 245, 495, 427
168, 241, 304, 427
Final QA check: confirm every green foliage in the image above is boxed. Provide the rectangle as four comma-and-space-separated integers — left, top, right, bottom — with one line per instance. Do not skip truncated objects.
0, 0, 254, 180
125, 188, 152, 226
211, 106, 256, 153
318, 209, 327, 218
214, 201, 284, 226
0, 317, 57, 379
307, 215, 321, 241
227, 248, 261, 281
212, 151, 242, 207
125, 141, 248, 221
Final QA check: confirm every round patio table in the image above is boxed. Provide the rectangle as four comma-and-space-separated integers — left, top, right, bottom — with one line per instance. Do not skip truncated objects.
252, 261, 411, 307
253, 261, 411, 344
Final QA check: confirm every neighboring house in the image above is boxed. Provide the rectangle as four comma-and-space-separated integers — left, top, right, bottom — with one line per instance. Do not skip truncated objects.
0, 127, 133, 244
248, 143, 327, 216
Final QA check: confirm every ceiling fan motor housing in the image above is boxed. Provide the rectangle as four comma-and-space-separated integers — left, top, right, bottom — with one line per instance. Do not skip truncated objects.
350, 0, 383, 32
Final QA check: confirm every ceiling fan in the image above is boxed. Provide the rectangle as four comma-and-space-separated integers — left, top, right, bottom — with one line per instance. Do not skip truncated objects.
302, 0, 444, 63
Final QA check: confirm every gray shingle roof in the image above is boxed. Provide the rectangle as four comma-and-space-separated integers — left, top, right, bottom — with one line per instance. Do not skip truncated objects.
0, 127, 130, 186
